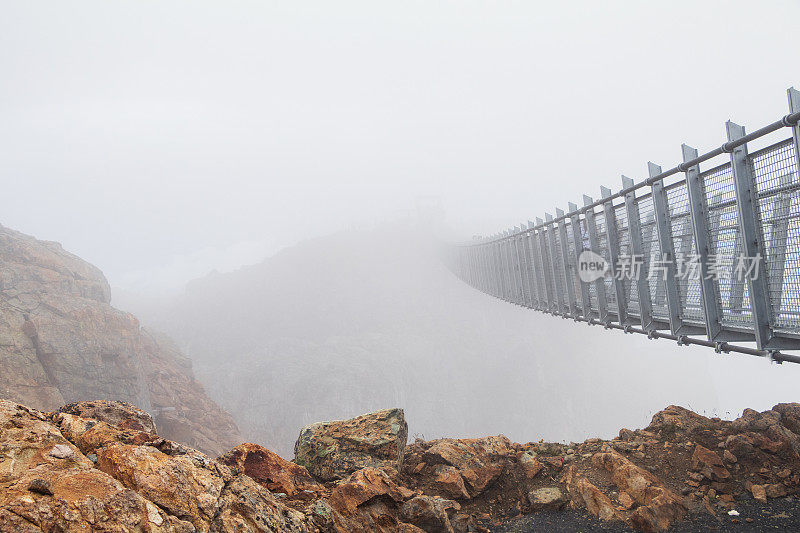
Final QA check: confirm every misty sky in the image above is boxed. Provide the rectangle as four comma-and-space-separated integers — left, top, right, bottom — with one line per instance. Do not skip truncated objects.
2, 1, 799, 293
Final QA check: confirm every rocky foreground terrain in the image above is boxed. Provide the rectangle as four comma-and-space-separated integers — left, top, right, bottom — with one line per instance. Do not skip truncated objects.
0, 224, 241, 456
3, 398, 800, 532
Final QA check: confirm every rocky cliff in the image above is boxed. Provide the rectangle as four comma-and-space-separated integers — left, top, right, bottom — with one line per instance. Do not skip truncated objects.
0, 224, 241, 456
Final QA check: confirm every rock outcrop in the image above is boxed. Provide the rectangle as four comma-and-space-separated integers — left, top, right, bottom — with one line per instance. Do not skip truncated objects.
0, 399, 309, 532
4, 391, 800, 532
294, 408, 408, 481
0, 224, 241, 456
218, 442, 325, 496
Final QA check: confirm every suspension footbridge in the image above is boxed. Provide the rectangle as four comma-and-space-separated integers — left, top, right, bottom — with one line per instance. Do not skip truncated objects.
448, 87, 800, 364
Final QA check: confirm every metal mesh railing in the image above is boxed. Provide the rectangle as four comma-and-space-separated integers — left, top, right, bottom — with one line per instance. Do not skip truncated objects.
665, 181, 705, 324
751, 139, 800, 333
701, 162, 754, 329
595, 219, 617, 314
637, 194, 669, 321
449, 88, 800, 361
550, 226, 568, 312
564, 220, 582, 313
615, 202, 638, 317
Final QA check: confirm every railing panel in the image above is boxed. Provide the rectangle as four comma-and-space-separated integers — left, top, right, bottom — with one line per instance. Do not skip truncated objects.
547, 224, 566, 313
637, 193, 669, 321
594, 217, 617, 315
563, 219, 581, 313
615, 202, 639, 317
700, 161, 754, 329
751, 139, 800, 334
664, 181, 705, 325
552, 226, 570, 312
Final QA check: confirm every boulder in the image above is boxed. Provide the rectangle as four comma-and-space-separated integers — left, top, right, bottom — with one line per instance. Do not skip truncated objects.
519, 450, 544, 479
0, 400, 190, 532
54, 411, 159, 454
691, 444, 730, 481
326, 467, 416, 532
731, 408, 800, 460
451, 513, 478, 533
56, 399, 157, 432
593, 446, 686, 532
773, 403, 800, 435
328, 467, 414, 515
95, 442, 232, 530
422, 435, 512, 496
211, 473, 311, 532
398, 524, 428, 533
400, 495, 459, 533
528, 487, 566, 511
724, 434, 757, 461
0, 465, 193, 532
0, 400, 93, 477
433, 465, 470, 500
563, 466, 619, 522
618, 491, 635, 510
294, 408, 408, 481
750, 484, 767, 503
646, 405, 715, 437
765, 483, 788, 498
218, 442, 324, 496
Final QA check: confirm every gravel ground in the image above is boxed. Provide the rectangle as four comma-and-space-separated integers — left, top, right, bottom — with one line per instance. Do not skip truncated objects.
492, 496, 800, 532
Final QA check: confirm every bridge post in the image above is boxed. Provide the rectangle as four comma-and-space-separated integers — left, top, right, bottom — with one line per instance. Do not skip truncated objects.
583, 195, 609, 324
650, 163, 693, 335
556, 208, 578, 316
506, 231, 517, 303
525, 222, 541, 309
502, 231, 515, 303
727, 121, 773, 349
510, 228, 523, 305
517, 229, 529, 305
468, 246, 475, 287
482, 237, 495, 296
546, 213, 566, 315
769, 88, 800, 322
475, 243, 482, 291
460, 246, 468, 284
489, 240, 498, 297
683, 144, 723, 341
790, 88, 800, 189
479, 239, 491, 294
524, 228, 535, 307
494, 237, 505, 299
518, 224, 534, 308
623, 175, 654, 330
504, 232, 515, 303
536, 217, 556, 313
602, 186, 627, 324
513, 229, 525, 305
512, 233, 523, 305
517, 228, 533, 308
569, 202, 591, 318
529, 223, 547, 310
492, 233, 505, 300
493, 237, 503, 298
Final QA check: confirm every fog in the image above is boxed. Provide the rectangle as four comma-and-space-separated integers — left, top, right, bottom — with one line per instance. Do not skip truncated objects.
3, 2, 800, 454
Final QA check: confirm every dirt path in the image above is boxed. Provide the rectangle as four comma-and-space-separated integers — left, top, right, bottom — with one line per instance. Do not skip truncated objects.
494, 495, 800, 532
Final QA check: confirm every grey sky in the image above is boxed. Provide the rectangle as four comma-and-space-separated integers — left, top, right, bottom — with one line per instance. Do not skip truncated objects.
2, 1, 798, 292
